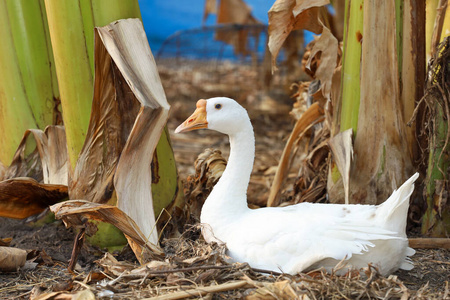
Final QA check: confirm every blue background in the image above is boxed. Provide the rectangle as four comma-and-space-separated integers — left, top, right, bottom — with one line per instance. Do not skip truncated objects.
138, 0, 274, 52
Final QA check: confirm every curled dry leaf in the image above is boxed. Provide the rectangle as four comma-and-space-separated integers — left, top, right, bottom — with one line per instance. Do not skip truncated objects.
267, 102, 324, 206
328, 128, 353, 204
69, 23, 142, 204
65, 19, 173, 261
96, 252, 175, 277
50, 200, 164, 262
305, 24, 339, 99
0, 178, 67, 219
95, 252, 136, 277
103, 20, 172, 247
4, 126, 68, 185
0, 246, 27, 272
185, 148, 227, 220
0, 126, 68, 219
268, 0, 329, 70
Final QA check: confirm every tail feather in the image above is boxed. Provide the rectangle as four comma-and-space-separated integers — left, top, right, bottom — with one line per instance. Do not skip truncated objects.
377, 173, 419, 232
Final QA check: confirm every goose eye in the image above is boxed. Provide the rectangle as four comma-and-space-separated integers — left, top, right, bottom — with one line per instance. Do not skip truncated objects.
215, 104, 222, 110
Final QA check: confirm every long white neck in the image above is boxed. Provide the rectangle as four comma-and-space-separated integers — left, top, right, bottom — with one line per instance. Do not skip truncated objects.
201, 120, 255, 222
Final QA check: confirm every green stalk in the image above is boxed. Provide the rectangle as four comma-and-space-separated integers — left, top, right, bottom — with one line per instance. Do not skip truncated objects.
44, 0, 143, 172
423, 105, 450, 236
152, 128, 179, 217
426, 0, 439, 60
340, 0, 364, 134
44, 1, 95, 171
334, 0, 415, 206
0, 0, 58, 166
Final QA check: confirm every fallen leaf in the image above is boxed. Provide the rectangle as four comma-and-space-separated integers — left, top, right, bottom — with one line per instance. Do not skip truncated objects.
38, 249, 54, 265
84, 270, 107, 284
32, 290, 95, 300
131, 260, 174, 276
72, 289, 96, 300
0, 246, 27, 272
50, 200, 164, 263
0, 178, 67, 219
95, 252, 135, 277
0, 126, 68, 219
0, 237, 12, 246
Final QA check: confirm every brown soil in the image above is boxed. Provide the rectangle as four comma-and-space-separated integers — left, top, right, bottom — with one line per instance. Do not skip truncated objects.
0, 217, 448, 299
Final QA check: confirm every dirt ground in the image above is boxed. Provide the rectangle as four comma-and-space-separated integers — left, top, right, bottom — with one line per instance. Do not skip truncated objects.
0, 63, 449, 299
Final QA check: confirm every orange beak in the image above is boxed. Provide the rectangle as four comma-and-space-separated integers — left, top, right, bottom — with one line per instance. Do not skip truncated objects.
175, 99, 208, 133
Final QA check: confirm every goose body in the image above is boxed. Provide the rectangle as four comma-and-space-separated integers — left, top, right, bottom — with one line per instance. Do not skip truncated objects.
176, 97, 416, 275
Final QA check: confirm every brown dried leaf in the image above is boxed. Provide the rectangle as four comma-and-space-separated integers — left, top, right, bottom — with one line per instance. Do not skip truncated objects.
185, 148, 227, 220
0, 178, 67, 219
68, 19, 170, 258
4, 126, 68, 185
0, 237, 12, 247
69, 24, 141, 204
32, 126, 68, 185
33, 290, 95, 300
306, 24, 338, 99
0, 246, 27, 272
95, 252, 135, 277
131, 260, 174, 275
246, 280, 298, 300
84, 271, 107, 284
267, 102, 324, 206
217, 0, 258, 24
330, 65, 342, 133
0, 126, 68, 219
101, 20, 171, 248
215, 0, 261, 55
268, 0, 329, 70
203, 0, 217, 23
50, 200, 164, 262
328, 128, 353, 204
290, 82, 310, 120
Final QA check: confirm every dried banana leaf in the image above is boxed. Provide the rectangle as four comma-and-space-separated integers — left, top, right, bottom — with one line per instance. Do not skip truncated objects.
0, 126, 68, 219
50, 200, 164, 262
65, 19, 171, 259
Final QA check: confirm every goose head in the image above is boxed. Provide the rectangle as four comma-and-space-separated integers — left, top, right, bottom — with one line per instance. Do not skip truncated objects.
175, 97, 251, 135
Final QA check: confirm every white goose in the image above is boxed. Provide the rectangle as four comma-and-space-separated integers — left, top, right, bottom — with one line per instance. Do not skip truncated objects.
175, 97, 417, 276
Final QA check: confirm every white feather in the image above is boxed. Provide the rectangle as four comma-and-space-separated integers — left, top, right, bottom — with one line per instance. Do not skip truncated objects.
189, 97, 417, 276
